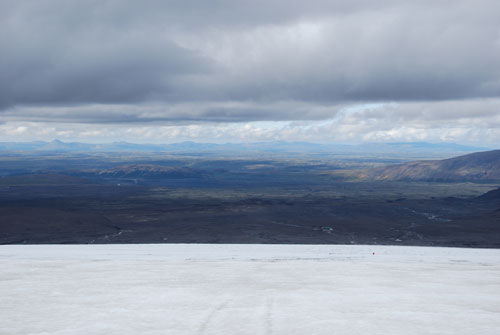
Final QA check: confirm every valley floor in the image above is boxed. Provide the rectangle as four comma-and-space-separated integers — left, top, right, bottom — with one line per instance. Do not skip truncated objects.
1, 244, 500, 334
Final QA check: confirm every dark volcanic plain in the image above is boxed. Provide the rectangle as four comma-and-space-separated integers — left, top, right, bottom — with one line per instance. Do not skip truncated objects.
0, 148, 499, 247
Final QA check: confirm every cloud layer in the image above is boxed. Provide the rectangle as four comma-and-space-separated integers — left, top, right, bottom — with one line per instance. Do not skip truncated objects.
1, 1, 499, 143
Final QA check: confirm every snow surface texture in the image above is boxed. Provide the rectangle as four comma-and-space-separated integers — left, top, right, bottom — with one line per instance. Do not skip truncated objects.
1, 244, 499, 335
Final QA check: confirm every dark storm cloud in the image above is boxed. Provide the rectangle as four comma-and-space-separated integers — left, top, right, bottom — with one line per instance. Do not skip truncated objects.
1, 0, 500, 123
0, 1, 215, 109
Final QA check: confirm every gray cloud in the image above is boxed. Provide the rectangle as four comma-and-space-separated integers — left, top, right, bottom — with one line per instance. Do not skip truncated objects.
1, 101, 344, 124
0, 1, 215, 109
0, 0, 499, 126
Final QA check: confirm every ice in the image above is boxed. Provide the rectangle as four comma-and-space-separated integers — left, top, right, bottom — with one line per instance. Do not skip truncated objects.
1, 244, 499, 334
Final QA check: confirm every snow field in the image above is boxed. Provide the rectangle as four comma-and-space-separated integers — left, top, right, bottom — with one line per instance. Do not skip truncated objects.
1, 244, 499, 335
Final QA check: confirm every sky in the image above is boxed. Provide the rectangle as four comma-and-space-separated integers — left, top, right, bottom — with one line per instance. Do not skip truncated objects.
1, 0, 499, 145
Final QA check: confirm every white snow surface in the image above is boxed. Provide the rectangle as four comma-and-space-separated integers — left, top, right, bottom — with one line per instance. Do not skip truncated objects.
1, 244, 500, 335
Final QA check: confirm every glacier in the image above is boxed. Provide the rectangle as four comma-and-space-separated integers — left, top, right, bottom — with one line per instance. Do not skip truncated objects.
1, 244, 499, 335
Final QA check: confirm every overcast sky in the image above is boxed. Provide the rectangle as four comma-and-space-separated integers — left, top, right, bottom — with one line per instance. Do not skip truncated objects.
1, 0, 499, 144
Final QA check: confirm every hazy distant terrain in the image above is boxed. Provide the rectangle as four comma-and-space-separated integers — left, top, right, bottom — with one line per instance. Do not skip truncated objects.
0, 140, 486, 158
0, 142, 499, 247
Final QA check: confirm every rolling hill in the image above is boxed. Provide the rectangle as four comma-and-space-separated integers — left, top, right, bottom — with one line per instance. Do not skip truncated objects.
366, 149, 500, 182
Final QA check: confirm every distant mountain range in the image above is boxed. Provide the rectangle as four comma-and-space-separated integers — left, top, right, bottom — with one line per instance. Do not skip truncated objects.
0, 139, 488, 156
366, 149, 500, 182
